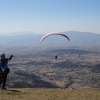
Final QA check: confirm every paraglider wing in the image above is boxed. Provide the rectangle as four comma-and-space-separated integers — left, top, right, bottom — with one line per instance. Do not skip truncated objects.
40, 32, 70, 44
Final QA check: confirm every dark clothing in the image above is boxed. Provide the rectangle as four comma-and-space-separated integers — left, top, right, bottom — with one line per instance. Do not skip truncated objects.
0, 68, 10, 88
55, 55, 58, 59
0, 56, 12, 88
0, 58, 9, 71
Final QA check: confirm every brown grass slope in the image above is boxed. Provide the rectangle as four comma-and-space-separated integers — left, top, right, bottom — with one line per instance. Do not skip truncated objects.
0, 88, 100, 100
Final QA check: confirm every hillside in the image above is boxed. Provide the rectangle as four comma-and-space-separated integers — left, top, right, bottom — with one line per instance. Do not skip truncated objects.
1, 31, 100, 47
4, 47, 100, 89
0, 41, 100, 89
0, 88, 100, 100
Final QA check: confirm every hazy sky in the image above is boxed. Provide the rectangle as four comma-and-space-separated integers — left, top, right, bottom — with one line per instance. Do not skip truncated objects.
0, 0, 100, 34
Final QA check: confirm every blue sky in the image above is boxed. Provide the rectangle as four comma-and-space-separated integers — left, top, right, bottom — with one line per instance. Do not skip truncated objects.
0, 0, 100, 34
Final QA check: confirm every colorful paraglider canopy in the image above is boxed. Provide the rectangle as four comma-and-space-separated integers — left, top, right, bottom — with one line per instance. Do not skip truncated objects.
40, 32, 70, 44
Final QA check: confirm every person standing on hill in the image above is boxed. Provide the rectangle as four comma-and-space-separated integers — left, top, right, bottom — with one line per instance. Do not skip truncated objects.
0, 53, 13, 90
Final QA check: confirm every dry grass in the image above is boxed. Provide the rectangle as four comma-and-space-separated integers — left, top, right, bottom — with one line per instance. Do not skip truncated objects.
0, 88, 100, 100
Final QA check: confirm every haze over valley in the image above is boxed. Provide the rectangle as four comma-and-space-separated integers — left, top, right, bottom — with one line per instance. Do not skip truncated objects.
0, 31, 100, 89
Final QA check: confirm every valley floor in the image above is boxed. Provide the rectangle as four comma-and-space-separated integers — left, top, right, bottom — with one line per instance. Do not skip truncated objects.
0, 88, 100, 100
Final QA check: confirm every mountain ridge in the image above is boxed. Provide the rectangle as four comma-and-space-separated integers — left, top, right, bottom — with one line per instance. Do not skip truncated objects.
0, 31, 100, 46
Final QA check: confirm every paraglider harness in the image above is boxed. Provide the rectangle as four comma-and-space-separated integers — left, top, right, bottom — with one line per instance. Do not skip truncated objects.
0, 55, 13, 77
3, 68, 10, 74
0, 69, 10, 79
0, 60, 10, 77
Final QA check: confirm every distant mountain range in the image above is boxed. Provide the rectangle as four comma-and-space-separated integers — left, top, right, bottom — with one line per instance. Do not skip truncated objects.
0, 31, 100, 47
